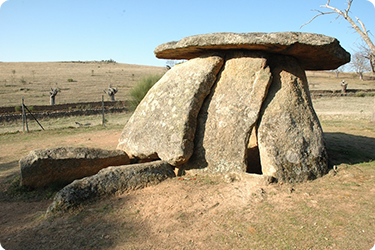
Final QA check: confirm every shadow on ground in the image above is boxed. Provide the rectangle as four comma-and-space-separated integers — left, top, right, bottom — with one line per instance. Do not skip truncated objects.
324, 132, 375, 165
0, 160, 19, 173
0, 194, 149, 249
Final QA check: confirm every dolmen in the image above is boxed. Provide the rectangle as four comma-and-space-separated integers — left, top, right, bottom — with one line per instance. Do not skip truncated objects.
118, 32, 350, 183
26, 32, 350, 212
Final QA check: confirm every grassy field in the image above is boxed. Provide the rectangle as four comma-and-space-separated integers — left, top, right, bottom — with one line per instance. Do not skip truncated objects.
0, 62, 374, 108
0, 62, 375, 249
0, 61, 167, 107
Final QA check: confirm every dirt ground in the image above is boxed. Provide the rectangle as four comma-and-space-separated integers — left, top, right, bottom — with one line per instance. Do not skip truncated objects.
1, 117, 375, 249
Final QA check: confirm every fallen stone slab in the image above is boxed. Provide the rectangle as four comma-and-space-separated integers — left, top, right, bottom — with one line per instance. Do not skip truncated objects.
154, 32, 350, 70
47, 160, 175, 212
20, 147, 130, 188
117, 55, 224, 165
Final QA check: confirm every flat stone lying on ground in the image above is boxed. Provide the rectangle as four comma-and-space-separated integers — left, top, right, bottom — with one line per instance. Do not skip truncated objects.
117, 55, 224, 165
154, 32, 350, 70
47, 160, 175, 213
20, 147, 130, 188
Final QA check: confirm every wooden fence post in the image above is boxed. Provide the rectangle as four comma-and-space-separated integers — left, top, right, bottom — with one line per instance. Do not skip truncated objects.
102, 95, 106, 127
22, 97, 29, 133
21, 97, 25, 132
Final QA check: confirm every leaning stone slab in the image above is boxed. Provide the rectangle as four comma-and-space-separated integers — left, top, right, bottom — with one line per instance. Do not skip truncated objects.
154, 32, 350, 70
20, 147, 130, 188
47, 160, 175, 212
184, 51, 272, 173
117, 55, 224, 165
257, 55, 329, 183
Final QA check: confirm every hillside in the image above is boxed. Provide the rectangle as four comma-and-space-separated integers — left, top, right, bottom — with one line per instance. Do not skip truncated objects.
1, 62, 375, 108
0, 61, 167, 107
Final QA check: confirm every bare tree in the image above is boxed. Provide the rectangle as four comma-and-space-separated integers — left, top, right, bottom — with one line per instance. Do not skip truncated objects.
50, 88, 59, 105
351, 52, 371, 80
357, 43, 375, 73
302, 0, 375, 123
104, 85, 118, 101
333, 65, 345, 78
302, 0, 375, 73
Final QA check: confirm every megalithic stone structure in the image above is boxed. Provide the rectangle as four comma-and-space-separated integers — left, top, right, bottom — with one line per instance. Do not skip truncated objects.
118, 32, 350, 183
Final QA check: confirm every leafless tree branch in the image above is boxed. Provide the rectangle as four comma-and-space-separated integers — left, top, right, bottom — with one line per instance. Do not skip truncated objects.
300, 10, 336, 28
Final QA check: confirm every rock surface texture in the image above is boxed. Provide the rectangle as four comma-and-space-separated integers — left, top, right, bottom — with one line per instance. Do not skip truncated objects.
154, 32, 350, 70
20, 147, 130, 188
47, 160, 175, 212
184, 51, 272, 173
257, 55, 329, 182
117, 55, 224, 165
118, 32, 350, 183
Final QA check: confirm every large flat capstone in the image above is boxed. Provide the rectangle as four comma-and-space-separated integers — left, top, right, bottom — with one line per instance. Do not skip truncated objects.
117, 55, 224, 165
154, 32, 350, 70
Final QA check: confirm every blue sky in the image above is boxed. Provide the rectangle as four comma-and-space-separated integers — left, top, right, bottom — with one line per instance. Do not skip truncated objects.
0, 0, 374, 67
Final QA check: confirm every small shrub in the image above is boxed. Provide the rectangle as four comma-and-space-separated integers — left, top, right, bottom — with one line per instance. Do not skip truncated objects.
129, 74, 162, 110
20, 77, 27, 84
67, 78, 74, 82
14, 105, 22, 113
355, 92, 366, 97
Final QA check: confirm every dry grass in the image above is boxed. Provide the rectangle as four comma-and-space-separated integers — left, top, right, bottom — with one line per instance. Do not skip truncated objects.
306, 70, 375, 90
0, 62, 167, 107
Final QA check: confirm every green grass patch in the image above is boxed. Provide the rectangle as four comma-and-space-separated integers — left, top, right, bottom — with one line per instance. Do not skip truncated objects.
129, 74, 162, 110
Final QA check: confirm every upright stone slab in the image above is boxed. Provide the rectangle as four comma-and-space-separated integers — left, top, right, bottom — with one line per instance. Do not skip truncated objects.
184, 51, 272, 173
117, 55, 224, 165
257, 55, 329, 182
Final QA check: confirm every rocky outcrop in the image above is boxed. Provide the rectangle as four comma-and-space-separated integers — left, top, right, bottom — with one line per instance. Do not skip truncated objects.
257, 55, 329, 182
47, 160, 175, 212
20, 147, 130, 188
117, 55, 224, 165
184, 51, 272, 173
154, 32, 350, 70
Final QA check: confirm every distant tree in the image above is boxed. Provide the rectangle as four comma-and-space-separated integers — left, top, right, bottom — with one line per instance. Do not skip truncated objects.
350, 52, 371, 80
50, 88, 59, 105
357, 43, 375, 73
104, 85, 118, 101
11, 69, 16, 84
333, 65, 345, 78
